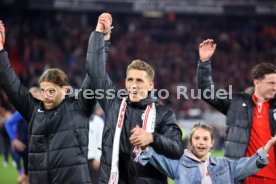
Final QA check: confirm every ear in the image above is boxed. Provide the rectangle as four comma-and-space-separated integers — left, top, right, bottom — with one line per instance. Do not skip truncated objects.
62, 86, 70, 94
253, 79, 259, 87
149, 81, 154, 90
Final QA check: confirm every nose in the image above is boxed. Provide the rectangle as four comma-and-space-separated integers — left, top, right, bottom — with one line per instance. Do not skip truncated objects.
198, 139, 205, 145
43, 94, 49, 100
41, 91, 51, 100
130, 83, 138, 89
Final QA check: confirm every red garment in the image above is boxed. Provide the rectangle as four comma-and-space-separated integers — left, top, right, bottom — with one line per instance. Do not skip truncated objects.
245, 94, 276, 182
245, 175, 276, 184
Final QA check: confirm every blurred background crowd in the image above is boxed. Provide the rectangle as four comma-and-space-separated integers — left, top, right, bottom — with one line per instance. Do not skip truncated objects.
1, 11, 275, 116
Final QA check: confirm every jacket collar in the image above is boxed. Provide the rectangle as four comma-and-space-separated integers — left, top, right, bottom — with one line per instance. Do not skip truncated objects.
127, 91, 158, 108
181, 149, 217, 167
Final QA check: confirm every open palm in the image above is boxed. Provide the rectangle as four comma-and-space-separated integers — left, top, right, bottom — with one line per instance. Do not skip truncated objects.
199, 39, 216, 62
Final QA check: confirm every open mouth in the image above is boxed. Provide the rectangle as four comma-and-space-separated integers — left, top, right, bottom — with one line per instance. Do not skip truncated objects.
196, 146, 206, 151
129, 91, 139, 95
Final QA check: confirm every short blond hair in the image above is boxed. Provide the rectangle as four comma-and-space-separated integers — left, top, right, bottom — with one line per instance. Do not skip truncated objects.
126, 59, 155, 81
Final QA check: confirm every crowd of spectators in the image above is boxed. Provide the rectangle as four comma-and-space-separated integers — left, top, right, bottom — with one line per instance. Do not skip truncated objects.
0, 10, 275, 119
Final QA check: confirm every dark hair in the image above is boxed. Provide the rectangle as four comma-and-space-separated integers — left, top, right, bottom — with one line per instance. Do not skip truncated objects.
251, 63, 276, 80
126, 59, 155, 81
39, 68, 69, 86
188, 123, 214, 149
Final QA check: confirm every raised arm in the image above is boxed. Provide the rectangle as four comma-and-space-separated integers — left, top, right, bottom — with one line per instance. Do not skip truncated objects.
76, 75, 97, 116
230, 135, 276, 182
0, 20, 36, 121
197, 39, 230, 115
86, 13, 116, 113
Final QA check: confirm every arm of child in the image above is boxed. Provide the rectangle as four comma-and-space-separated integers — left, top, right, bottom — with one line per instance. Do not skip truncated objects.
138, 146, 179, 179
231, 135, 276, 182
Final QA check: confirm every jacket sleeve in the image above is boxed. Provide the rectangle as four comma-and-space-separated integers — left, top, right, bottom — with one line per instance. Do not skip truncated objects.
77, 75, 97, 117
139, 146, 178, 179
197, 60, 230, 115
0, 50, 36, 121
151, 108, 184, 159
4, 112, 23, 141
229, 147, 268, 182
86, 31, 116, 113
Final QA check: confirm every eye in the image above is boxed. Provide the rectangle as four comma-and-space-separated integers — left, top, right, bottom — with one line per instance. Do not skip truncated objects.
137, 78, 144, 83
48, 89, 56, 94
127, 78, 133, 82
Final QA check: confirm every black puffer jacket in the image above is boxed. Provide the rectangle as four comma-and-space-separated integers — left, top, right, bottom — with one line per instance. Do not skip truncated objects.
197, 61, 276, 160
0, 50, 96, 184
86, 32, 183, 184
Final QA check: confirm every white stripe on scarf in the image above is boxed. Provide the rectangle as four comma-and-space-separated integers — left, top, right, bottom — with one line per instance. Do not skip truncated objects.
133, 102, 156, 162
108, 98, 156, 184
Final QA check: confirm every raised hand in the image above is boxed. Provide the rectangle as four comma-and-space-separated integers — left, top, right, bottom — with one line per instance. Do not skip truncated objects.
95, 12, 112, 33
264, 135, 276, 153
0, 20, 5, 48
199, 39, 216, 62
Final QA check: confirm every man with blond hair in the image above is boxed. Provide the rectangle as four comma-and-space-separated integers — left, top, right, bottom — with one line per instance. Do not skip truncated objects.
86, 13, 183, 184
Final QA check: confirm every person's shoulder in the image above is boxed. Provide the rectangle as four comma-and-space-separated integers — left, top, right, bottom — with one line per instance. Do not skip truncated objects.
156, 104, 176, 118
10, 111, 24, 120
156, 103, 171, 112
64, 94, 81, 104
232, 92, 252, 101
14, 111, 22, 117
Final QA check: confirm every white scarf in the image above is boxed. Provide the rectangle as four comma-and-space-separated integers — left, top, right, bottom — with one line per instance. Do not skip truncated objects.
108, 98, 156, 184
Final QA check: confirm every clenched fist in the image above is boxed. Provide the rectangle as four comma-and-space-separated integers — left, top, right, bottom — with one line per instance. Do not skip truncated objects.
95, 12, 112, 34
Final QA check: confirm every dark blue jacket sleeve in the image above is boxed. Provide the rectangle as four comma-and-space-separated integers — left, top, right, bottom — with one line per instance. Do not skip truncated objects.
4, 111, 24, 141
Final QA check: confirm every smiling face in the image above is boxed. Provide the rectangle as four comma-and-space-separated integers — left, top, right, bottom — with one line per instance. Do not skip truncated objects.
125, 69, 154, 102
190, 127, 214, 161
125, 60, 155, 102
